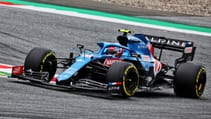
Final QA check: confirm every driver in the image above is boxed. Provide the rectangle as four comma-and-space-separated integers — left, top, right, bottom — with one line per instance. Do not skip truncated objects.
106, 46, 124, 58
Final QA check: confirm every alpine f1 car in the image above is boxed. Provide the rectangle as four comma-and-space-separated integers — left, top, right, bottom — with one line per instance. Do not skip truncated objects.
1, 29, 206, 98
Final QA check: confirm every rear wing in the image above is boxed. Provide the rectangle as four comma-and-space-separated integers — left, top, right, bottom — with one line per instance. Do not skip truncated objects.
144, 35, 196, 64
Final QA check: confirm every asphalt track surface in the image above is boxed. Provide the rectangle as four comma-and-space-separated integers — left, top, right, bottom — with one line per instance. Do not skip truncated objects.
0, 5, 211, 119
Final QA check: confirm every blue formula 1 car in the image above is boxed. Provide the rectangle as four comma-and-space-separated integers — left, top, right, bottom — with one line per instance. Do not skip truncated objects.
10, 29, 206, 98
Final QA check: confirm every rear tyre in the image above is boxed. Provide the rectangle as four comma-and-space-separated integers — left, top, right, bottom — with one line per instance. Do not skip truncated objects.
174, 62, 206, 98
107, 62, 139, 97
24, 47, 57, 82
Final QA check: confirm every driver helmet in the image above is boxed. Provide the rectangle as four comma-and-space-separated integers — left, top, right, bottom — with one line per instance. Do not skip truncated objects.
106, 46, 124, 57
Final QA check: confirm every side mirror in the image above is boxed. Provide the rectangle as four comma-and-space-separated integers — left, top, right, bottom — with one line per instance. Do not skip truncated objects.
77, 44, 84, 49
77, 44, 84, 53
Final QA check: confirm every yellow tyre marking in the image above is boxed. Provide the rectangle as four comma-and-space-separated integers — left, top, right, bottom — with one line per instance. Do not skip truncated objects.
40, 52, 56, 72
195, 67, 206, 97
122, 65, 139, 96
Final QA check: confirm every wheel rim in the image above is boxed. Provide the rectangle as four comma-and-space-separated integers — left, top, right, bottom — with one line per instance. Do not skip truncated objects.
123, 67, 139, 96
195, 68, 206, 97
41, 53, 57, 81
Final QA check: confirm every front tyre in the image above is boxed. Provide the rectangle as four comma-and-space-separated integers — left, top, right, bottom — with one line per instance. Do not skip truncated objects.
174, 62, 206, 98
24, 47, 57, 82
107, 62, 139, 97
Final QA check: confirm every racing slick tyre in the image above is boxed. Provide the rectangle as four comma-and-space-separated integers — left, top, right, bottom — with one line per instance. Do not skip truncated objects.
174, 62, 206, 98
107, 62, 139, 97
24, 47, 57, 82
